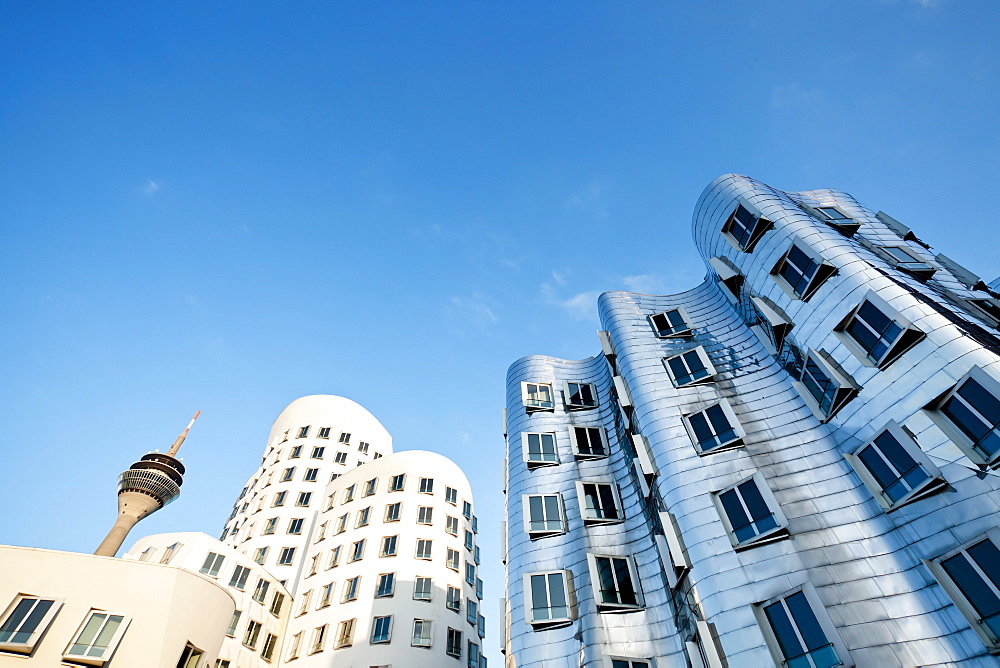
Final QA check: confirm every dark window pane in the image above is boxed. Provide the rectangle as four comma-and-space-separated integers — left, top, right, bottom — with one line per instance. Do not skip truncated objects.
764, 601, 804, 660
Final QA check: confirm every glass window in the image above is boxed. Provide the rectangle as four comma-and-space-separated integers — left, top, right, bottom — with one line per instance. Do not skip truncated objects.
838, 296, 922, 367
758, 587, 846, 668
357, 506, 371, 527
714, 473, 787, 549
932, 368, 1000, 465
335, 619, 355, 648
521, 381, 554, 411
797, 350, 858, 421
417, 506, 434, 525
318, 582, 335, 608
199, 552, 225, 577
664, 347, 715, 387
447, 548, 460, 570
304, 468, 319, 482
525, 494, 564, 536
311, 445, 325, 459
363, 478, 377, 496
252, 579, 270, 603
814, 205, 854, 226
385, 502, 401, 522
650, 307, 692, 338
343, 485, 356, 503
467, 598, 478, 625
464, 530, 474, 551
286, 632, 301, 660
253, 547, 268, 565
318, 427, 331, 439
772, 242, 836, 301
523, 432, 559, 466
446, 515, 459, 535
334, 451, 348, 464
589, 555, 642, 610
564, 382, 597, 409
0, 595, 61, 654
419, 477, 434, 494
278, 547, 296, 565
723, 202, 770, 251
929, 531, 1000, 650
338, 432, 351, 443
683, 399, 744, 453
526, 571, 571, 627
272, 491, 287, 507
467, 640, 480, 667
412, 619, 432, 647
225, 610, 240, 637
611, 659, 650, 668
328, 546, 341, 568
349, 540, 365, 562
571, 426, 608, 459
381, 535, 398, 557
376, 573, 395, 598
463, 501, 473, 519
64, 610, 128, 661
371, 615, 392, 644
416, 539, 433, 560
447, 586, 462, 611
177, 643, 203, 668
261, 633, 277, 661
389, 474, 405, 491
290, 446, 302, 459
358, 442, 370, 454
466, 562, 476, 586
229, 566, 250, 590
445, 486, 458, 504
288, 518, 304, 534
159, 542, 181, 564
848, 421, 944, 511
280, 467, 295, 482
269, 592, 284, 617
577, 482, 621, 524
297, 426, 310, 438
414, 577, 433, 601
342, 576, 360, 602
446, 627, 463, 658
308, 624, 326, 653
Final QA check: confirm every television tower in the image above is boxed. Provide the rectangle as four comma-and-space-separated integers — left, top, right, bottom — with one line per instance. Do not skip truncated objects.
94, 412, 200, 557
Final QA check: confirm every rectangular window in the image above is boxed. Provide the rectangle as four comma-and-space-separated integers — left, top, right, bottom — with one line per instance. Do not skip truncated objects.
318, 582, 334, 608
290, 446, 302, 459
571, 426, 608, 459
288, 518, 304, 535
446, 627, 463, 658
836, 294, 923, 368
466, 562, 476, 586
389, 474, 405, 491
722, 202, 771, 252
376, 573, 395, 598
755, 583, 850, 668
446, 515, 459, 535
357, 506, 371, 527
445, 486, 458, 504
308, 553, 320, 576
468, 640, 480, 667
611, 659, 652, 668
296, 492, 312, 507
928, 366, 1000, 466
412, 618, 432, 647
927, 529, 1000, 651
159, 542, 181, 564
338, 432, 351, 443
417, 506, 434, 525
416, 539, 433, 560
311, 446, 325, 459
524, 493, 565, 536
464, 530, 474, 551
318, 427, 331, 439
796, 349, 859, 421
880, 244, 935, 276
847, 421, 945, 511
253, 547, 268, 565
467, 598, 478, 625
447, 586, 462, 611
371, 615, 392, 644
0, 595, 62, 655
358, 442, 370, 454
649, 307, 692, 338
272, 491, 287, 507
381, 535, 398, 557
298, 591, 312, 615
280, 467, 295, 482
252, 579, 270, 603
328, 545, 342, 568
64, 610, 129, 661
683, 399, 745, 454
523, 432, 559, 467
343, 576, 360, 602
229, 566, 250, 590
336, 514, 348, 533
349, 540, 366, 562
304, 468, 319, 482
335, 618, 355, 648
177, 643, 203, 668
243, 620, 262, 649
261, 633, 278, 661
463, 501, 473, 520
200, 552, 226, 577
813, 205, 859, 233
576, 482, 622, 524
588, 554, 643, 610
564, 381, 598, 409
286, 632, 301, 660
278, 547, 296, 565
447, 548, 460, 571
309, 624, 326, 654
297, 426, 310, 438
525, 571, 571, 627
664, 347, 716, 388
713, 472, 788, 549
385, 502, 401, 522
269, 592, 284, 617
334, 451, 348, 464
772, 242, 836, 301
419, 477, 434, 494
521, 381, 554, 411
364, 478, 377, 496
343, 485, 356, 503
225, 610, 240, 637
414, 577, 433, 601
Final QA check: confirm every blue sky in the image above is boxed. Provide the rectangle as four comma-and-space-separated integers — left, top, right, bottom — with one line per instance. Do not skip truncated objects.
2, 0, 999, 657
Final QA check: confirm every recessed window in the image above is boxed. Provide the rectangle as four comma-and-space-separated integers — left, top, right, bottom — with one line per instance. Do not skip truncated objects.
416, 539, 433, 560
813, 205, 859, 234
570, 426, 609, 459
318, 427, 331, 439
467, 599, 478, 626
280, 467, 295, 482
564, 381, 598, 409
286, 632, 302, 660
298, 589, 314, 615
334, 452, 348, 464
446, 586, 462, 612
649, 307, 692, 338
278, 547, 296, 565
610, 659, 650, 668
376, 573, 396, 598
447, 548, 460, 571
335, 513, 348, 534
417, 506, 433, 525
879, 245, 936, 277
927, 366, 1000, 467
524, 493, 566, 537
466, 562, 476, 586
464, 529, 474, 551
363, 478, 377, 496
244, 620, 263, 650
521, 381, 555, 412
663, 347, 716, 388
587, 554, 643, 611
343, 484, 356, 503
342, 576, 360, 602
225, 610, 240, 637
722, 202, 772, 252
338, 432, 351, 444
683, 398, 745, 454
446, 627, 463, 658
370, 615, 392, 644
253, 547, 268, 565
306, 624, 326, 654
523, 432, 559, 467
795, 349, 859, 421
304, 468, 319, 482
754, 583, 852, 668
381, 535, 398, 557
296, 426, 310, 439
269, 592, 284, 617
290, 446, 302, 459
835, 293, 924, 368
771, 242, 837, 302
463, 501, 473, 519
311, 446, 325, 459
177, 642, 203, 668
260, 633, 277, 662
419, 477, 434, 494
385, 502, 401, 522
389, 474, 405, 491
926, 529, 1000, 652
414, 577, 433, 601
358, 442, 370, 454
229, 566, 250, 590
967, 298, 1000, 328
349, 540, 365, 562
709, 256, 744, 302
0, 595, 63, 655
317, 582, 334, 608
412, 619, 432, 647
468, 640, 481, 667
328, 546, 342, 568
524, 571, 572, 628
199, 552, 226, 577
334, 618, 355, 648
713, 472, 788, 549
576, 482, 622, 525
847, 421, 945, 511
296, 492, 312, 507
356, 506, 371, 527
64, 610, 130, 663
446, 515, 459, 535
262, 517, 278, 535
445, 486, 458, 504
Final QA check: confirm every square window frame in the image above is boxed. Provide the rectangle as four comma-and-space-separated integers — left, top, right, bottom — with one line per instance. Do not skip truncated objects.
721, 201, 773, 253
563, 381, 599, 410
522, 492, 567, 538
0, 594, 64, 656
770, 240, 838, 302
521, 431, 560, 468
711, 471, 789, 550
648, 306, 693, 339
833, 290, 925, 369
793, 348, 860, 423
62, 609, 131, 666
752, 581, 854, 667
925, 365, 1000, 468
523, 570, 575, 629
663, 346, 718, 389
681, 397, 746, 455
521, 381, 555, 413
878, 244, 937, 278
569, 425, 611, 460
574, 481, 624, 526
585, 553, 645, 612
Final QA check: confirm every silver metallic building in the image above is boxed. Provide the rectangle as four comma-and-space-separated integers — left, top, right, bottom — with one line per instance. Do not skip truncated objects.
502, 174, 1000, 667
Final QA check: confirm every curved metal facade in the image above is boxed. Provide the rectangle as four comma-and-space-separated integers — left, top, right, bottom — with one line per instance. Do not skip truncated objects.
504, 174, 1000, 667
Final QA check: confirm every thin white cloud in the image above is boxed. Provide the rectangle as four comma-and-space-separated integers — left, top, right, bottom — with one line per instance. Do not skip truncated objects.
551, 270, 567, 286
449, 294, 499, 325
143, 179, 160, 195
559, 291, 601, 320
564, 181, 608, 220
